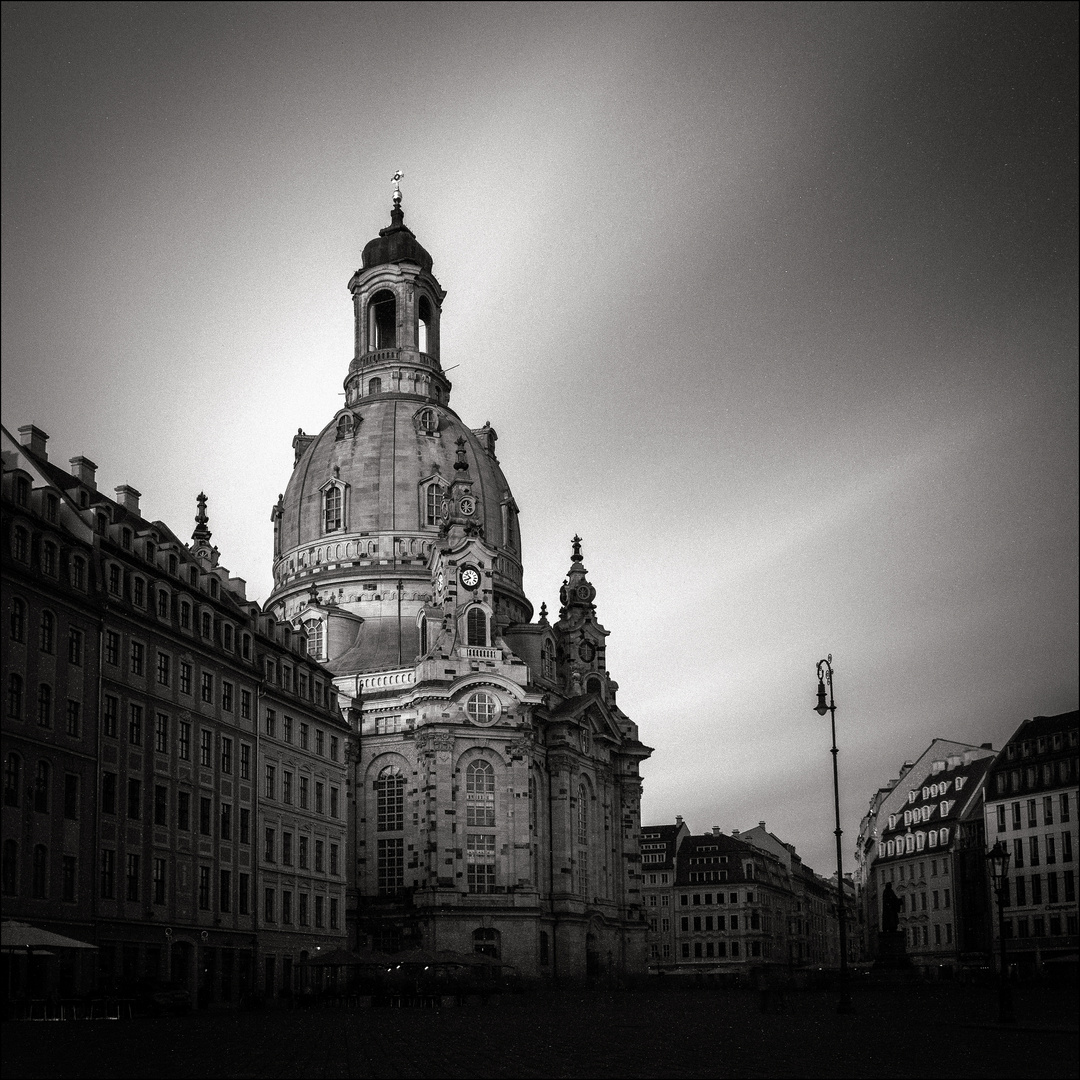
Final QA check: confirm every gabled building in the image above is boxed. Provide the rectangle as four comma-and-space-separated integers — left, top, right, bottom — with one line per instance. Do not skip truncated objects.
641, 818, 690, 968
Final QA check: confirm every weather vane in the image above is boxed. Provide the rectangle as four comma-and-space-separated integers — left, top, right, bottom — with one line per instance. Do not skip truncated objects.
391, 170, 404, 205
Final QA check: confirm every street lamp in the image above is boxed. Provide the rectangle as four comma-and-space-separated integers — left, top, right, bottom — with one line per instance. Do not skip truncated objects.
814, 654, 852, 1013
986, 840, 1014, 1024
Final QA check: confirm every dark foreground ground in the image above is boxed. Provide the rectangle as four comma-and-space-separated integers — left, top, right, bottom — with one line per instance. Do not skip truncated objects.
3, 983, 1078, 1079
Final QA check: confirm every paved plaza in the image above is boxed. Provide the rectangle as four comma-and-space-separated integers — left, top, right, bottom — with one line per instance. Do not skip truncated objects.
3, 983, 1077, 1079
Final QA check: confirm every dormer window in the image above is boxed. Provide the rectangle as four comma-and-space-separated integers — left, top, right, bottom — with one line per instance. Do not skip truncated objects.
466, 607, 488, 647
304, 618, 323, 659
14, 476, 31, 507
322, 479, 347, 534
418, 408, 437, 433
169, 554, 178, 575
423, 480, 444, 527
368, 377, 382, 396
541, 640, 555, 680
121, 528, 132, 550
44, 493, 59, 523
369, 290, 396, 349
145, 541, 155, 564
209, 578, 219, 599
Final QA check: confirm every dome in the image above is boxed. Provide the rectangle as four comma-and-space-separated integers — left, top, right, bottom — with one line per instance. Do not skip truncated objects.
361, 205, 433, 274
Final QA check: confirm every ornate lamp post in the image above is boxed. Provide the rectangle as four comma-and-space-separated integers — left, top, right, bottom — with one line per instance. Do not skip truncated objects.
814, 655, 852, 1012
987, 840, 1014, 1023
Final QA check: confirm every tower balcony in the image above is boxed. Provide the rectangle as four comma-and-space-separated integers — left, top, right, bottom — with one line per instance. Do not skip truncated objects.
349, 349, 441, 375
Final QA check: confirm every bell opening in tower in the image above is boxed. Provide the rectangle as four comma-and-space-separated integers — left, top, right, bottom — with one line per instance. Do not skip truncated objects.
369, 290, 396, 349
418, 294, 432, 354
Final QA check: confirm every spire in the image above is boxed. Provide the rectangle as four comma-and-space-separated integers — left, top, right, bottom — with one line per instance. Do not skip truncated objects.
192, 492, 212, 544
559, 534, 597, 616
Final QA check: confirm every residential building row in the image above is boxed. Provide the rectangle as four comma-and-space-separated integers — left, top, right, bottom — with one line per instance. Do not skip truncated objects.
2, 424, 352, 1004
854, 711, 1078, 978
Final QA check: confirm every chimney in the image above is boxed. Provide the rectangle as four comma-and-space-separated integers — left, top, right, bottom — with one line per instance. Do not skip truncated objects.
115, 485, 141, 514
227, 575, 247, 601
980, 743, 994, 750
731, 828, 740, 837
18, 425, 48, 459
712, 826, 720, 836
675, 815, 683, 826
759, 821, 766, 829
931, 760, 944, 775
69, 456, 98, 490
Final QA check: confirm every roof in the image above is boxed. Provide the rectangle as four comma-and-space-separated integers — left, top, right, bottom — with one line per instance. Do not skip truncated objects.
361, 204, 434, 274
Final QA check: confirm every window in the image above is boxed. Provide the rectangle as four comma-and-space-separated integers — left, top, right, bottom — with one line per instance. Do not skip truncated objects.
330, 786, 339, 819
1027, 799, 1037, 828
10, 597, 26, 641
177, 791, 190, 831
200, 729, 212, 767
126, 854, 140, 901
155, 713, 168, 753
1011, 802, 1021, 829
1013, 837, 1024, 868
1030, 836, 1040, 866
71, 557, 86, 589
157, 653, 170, 685
220, 869, 231, 912
130, 641, 144, 675
221, 737, 232, 774
133, 578, 145, 606
4, 753, 20, 807
14, 476, 30, 506
101, 772, 116, 815
34, 761, 49, 812
220, 803, 232, 841
241, 689, 251, 719
12, 526, 29, 562
377, 837, 404, 894
315, 729, 324, 756
299, 775, 309, 809
330, 897, 339, 929
424, 482, 445, 526
40, 611, 55, 653
42, 542, 57, 576
157, 590, 170, 618
265, 710, 276, 738
466, 607, 488, 647
369, 289, 396, 349
180, 601, 191, 629
330, 736, 339, 762
1062, 793, 1071, 823
464, 695, 497, 729
240, 808, 250, 845
283, 771, 292, 805
239, 874, 249, 915
240, 743, 250, 780
996, 804, 1007, 833
315, 840, 324, 873
201, 612, 212, 638
66, 699, 80, 737
297, 834, 308, 869
330, 843, 339, 876
128, 704, 143, 745
2, 840, 18, 895
198, 866, 211, 910
299, 893, 309, 926
282, 831, 293, 866
282, 890, 293, 924
62, 855, 76, 902
154, 859, 166, 904
223, 625, 233, 651
199, 797, 211, 835
1046, 835, 1057, 864
105, 631, 119, 666
154, 785, 167, 826
7, 674, 23, 720
180, 662, 192, 694
179, 721, 191, 760
64, 774, 79, 819
300, 723, 308, 750
305, 619, 323, 658
37, 683, 51, 727
1063, 831, 1073, 862
264, 828, 276, 862
100, 850, 115, 899
264, 888, 275, 922
323, 485, 343, 533
1044, 796, 1054, 825
315, 782, 324, 815
108, 565, 121, 595
127, 779, 141, 819
68, 628, 83, 665
201, 672, 213, 703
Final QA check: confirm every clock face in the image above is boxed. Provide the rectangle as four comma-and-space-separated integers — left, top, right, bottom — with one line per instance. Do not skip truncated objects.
435, 570, 445, 592
460, 496, 476, 516
459, 566, 481, 590
578, 640, 596, 662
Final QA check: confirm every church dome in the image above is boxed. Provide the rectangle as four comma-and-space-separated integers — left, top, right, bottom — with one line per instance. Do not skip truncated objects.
361, 204, 433, 274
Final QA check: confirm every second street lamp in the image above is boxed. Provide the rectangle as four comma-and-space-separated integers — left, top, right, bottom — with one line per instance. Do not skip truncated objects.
814, 654, 852, 1013
987, 840, 1014, 1024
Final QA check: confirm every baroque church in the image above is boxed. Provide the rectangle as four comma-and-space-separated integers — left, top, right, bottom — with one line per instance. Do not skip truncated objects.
266, 185, 652, 982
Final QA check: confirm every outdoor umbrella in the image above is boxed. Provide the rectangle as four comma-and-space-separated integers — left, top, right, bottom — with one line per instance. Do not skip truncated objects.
0, 920, 97, 953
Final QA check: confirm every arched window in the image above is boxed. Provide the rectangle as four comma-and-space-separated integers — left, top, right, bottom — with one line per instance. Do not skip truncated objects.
466, 607, 487, 647
585, 676, 603, 696
34, 761, 49, 813
577, 785, 588, 845
40, 611, 55, 653
472, 928, 500, 958
7, 674, 23, 719
304, 618, 323, 659
12, 526, 30, 562
10, 598, 26, 641
201, 612, 212, 638
541, 640, 554, 680
4, 753, 20, 806
425, 482, 444, 526
368, 377, 382, 396
14, 476, 31, 506
37, 684, 51, 727
466, 760, 495, 827
32, 844, 47, 898
42, 542, 57, 576
418, 407, 437, 433
418, 615, 427, 656
157, 590, 170, 618
2, 839, 17, 895
376, 765, 404, 832
71, 556, 86, 590
369, 290, 396, 349
323, 485, 343, 533
335, 413, 352, 440
418, 295, 432, 353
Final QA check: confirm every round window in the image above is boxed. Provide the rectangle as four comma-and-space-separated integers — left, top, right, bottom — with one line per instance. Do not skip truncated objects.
465, 692, 499, 725
419, 408, 438, 432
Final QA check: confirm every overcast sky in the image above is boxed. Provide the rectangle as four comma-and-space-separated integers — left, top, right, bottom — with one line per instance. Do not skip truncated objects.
3, 1, 1077, 876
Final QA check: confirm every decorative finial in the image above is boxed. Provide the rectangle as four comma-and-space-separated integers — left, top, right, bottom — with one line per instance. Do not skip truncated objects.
571, 535, 583, 562
539, 602, 548, 623
192, 492, 212, 544
391, 170, 404, 205
454, 436, 470, 472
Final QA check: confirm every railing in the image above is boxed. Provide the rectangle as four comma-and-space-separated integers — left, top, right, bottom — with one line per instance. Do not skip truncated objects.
358, 668, 416, 693
350, 350, 440, 372
459, 647, 500, 661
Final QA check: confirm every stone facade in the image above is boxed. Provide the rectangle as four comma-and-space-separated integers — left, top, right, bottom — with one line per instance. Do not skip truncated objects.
266, 193, 652, 983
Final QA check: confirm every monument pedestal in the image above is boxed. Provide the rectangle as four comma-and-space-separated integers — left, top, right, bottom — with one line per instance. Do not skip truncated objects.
874, 930, 911, 969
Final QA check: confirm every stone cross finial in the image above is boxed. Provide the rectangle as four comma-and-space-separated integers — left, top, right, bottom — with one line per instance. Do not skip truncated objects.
571, 535, 583, 561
